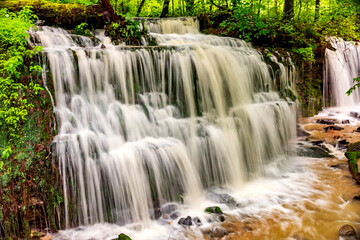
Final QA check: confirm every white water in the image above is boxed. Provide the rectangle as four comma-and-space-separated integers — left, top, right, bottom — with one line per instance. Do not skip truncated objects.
31, 19, 299, 238
323, 38, 360, 108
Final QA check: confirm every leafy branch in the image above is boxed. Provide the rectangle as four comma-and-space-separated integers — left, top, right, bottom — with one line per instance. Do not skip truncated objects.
346, 77, 360, 96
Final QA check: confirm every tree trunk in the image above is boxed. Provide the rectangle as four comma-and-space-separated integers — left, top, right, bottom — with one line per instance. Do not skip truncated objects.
137, 0, 146, 15
315, 0, 320, 20
100, 0, 120, 22
160, 0, 170, 17
283, 0, 294, 20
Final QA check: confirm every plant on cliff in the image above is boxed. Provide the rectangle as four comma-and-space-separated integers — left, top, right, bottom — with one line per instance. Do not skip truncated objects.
0, 7, 63, 239
346, 77, 360, 96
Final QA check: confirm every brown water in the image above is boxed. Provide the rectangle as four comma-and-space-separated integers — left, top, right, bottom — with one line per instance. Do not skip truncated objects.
217, 117, 360, 240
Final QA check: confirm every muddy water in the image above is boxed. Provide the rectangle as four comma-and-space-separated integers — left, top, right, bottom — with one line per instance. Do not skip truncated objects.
217, 115, 360, 240
222, 156, 360, 240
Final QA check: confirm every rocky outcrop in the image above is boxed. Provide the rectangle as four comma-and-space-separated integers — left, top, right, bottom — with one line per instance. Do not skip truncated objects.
345, 142, 360, 183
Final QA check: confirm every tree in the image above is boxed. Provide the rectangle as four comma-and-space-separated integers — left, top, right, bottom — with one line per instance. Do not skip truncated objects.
283, 0, 294, 20
160, 0, 170, 17
137, 0, 146, 15
315, 0, 320, 20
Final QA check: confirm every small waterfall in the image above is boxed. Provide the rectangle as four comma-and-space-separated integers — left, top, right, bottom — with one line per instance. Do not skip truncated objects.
31, 19, 296, 228
323, 38, 360, 107
144, 17, 200, 34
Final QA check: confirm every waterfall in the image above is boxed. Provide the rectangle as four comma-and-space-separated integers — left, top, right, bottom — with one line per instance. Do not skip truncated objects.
31, 19, 296, 228
323, 38, 360, 107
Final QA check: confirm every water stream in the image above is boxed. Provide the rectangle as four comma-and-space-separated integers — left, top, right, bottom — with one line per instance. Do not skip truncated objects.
31, 18, 360, 239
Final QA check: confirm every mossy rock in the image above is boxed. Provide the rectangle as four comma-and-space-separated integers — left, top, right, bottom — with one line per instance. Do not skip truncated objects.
345, 142, 360, 182
0, 0, 105, 29
347, 142, 360, 152
113, 233, 132, 240
205, 206, 223, 214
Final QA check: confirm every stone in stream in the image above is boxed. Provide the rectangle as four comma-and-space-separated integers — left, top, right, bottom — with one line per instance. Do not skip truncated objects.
342, 120, 351, 124
205, 206, 223, 214
355, 127, 360, 133
297, 145, 332, 158
296, 125, 310, 137
178, 216, 192, 226
316, 119, 336, 124
160, 203, 178, 215
324, 125, 344, 132
113, 233, 132, 240
339, 224, 357, 238
350, 112, 360, 118
170, 211, 181, 220
338, 139, 349, 149
205, 190, 237, 207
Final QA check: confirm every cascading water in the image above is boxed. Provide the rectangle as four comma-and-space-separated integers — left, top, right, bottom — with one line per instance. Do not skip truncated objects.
31, 18, 297, 235
323, 38, 360, 108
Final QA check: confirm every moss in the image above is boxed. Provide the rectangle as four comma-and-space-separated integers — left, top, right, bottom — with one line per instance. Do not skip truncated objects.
346, 152, 360, 174
0, 0, 105, 29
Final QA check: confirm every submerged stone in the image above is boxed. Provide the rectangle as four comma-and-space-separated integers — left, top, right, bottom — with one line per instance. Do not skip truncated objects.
339, 224, 356, 238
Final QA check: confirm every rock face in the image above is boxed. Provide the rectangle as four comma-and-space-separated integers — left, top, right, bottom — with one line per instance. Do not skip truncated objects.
345, 142, 360, 183
339, 224, 357, 239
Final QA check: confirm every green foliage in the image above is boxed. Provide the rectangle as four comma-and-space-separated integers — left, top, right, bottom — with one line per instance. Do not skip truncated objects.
220, 0, 269, 42
74, 22, 92, 37
292, 47, 315, 62
108, 17, 148, 44
0, 6, 43, 145
346, 77, 360, 96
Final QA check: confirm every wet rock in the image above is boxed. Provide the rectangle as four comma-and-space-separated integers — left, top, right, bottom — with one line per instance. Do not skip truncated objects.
170, 211, 181, 220
160, 203, 178, 215
205, 191, 236, 207
348, 142, 360, 152
101, 43, 106, 49
154, 208, 161, 220
316, 119, 336, 124
338, 139, 349, 149
342, 120, 351, 124
310, 140, 324, 145
210, 227, 231, 238
297, 146, 332, 158
355, 127, 360, 133
297, 125, 310, 137
113, 233, 132, 240
352, 195, 360, 201
339, 224, 356, 238
178, 216, 192, 226
193, 217, 202, 226
350, 112, 360, 118
330, 163, 347, 170
205, 206, 223, 214
324, 125, 344, 132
